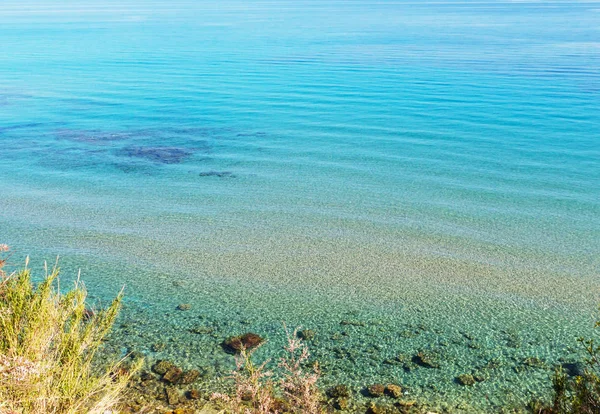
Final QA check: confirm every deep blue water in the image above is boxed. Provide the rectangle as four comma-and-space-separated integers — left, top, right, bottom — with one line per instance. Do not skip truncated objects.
1, 1, 599, 411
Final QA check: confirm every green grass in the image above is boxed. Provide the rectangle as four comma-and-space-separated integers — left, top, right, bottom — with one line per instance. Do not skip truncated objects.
0, 252, 140, 414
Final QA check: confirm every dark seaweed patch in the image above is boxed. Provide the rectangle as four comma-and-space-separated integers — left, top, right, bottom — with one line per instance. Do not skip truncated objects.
122, 146, 193, 164
199, 171, 235, 178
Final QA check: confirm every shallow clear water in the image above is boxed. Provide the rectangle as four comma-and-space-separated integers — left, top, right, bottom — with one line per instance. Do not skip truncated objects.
1, 1, 599, 411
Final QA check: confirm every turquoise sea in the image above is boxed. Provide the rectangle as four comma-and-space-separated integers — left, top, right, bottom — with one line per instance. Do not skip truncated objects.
1, 1, 599, 411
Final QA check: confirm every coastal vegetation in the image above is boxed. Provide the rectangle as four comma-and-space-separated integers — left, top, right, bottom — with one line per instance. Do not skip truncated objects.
1, 244, 599, 414
211, 326, 322, 414
0, 245, 139, 414
541, 310, 600, 414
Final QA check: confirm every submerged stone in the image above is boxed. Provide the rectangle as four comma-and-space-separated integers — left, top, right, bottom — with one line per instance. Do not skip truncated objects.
456, 374, 476, 386
366, 384, 385, 397
413, 351, 440, 368
176, 303, 192, 311
152, 360, 175, 375
366, 401, 395, 414
334, 397, 349, 410
163, 366, 184, 384
562, 361, 585, 377
298, 329, 316, 341
385, 384, 402, 399
221, 332, 264, 354
186, 389, 201, 400
327, 384, 351, 399
179, 369, 201, 384
165, 386, 181, 405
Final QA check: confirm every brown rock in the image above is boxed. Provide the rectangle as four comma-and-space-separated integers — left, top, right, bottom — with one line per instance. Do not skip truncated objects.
366, 384, 385, 397
186, 389, 201, 400
177, 303, 191, 311
385, 384, 402, 399
298, 329, 316, 341
327, 384, 351, 399
152, 360, 175, 375
166, 386, 181, 405
221, 332, 264, 354
140, 371, 154, 381
413, 351, 440, 368
180, 369, 200, 384
163, 366, 183, 384
456, 374, 475, 386
334, 398, 349, 410
366, 402, 391, 414
172, 409, 193, 414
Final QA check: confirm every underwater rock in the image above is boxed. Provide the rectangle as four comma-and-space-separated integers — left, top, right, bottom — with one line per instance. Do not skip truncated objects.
366, 384, 385, 397
166, 386, 181, 405
140, 371, 155, 382
199, 170, 235, 178
327, 384, 351, 399
396, 400, 416, 409
298, 329, 316, 341
151, 342, 166, 352
176, 303, 192, 311
122, 146, 193, 164
365, 401, 395, 414
413, 352, 440, 369
152, 360, 175, 375
186, 389, 201, 400
333, 398, 349, 410
456, 374, 476, 386
180, 369, 201, 384
562, 361, 585, 377
163, 366, 184, 384
221, 332, 264, 354
385, 384, 402, 399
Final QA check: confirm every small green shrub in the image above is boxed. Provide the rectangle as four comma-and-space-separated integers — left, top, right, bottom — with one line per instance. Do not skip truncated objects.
0, 248, 140, 414
547, 307, 600, 414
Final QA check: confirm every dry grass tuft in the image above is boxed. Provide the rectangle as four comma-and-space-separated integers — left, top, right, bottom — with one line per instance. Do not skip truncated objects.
212, 326, 323, 414
211, 344, 278, 414
0, 246, 140, 414
278, 326, 322, 414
